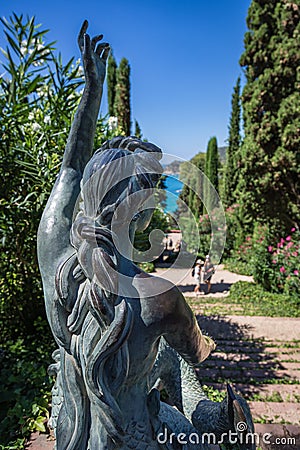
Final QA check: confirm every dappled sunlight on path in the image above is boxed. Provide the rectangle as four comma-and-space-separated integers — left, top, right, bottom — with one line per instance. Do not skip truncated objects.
153, 263, 253, 297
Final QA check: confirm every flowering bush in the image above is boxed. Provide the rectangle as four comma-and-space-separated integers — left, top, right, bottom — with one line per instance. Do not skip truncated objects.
268, 228, 300, 297
225, 222, 299, 299
250, 223, 274, 290
235, 235, 253, 262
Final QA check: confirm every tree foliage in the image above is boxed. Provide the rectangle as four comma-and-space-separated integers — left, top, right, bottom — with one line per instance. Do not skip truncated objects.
114, 57, 131, 135
203, 136, 219, 213
176, 153, 207, 254
107, 53, 117, 116
134, 208, 169, 255
237, 0, 300, 238
134, 119, 142, 139
0, 14, 87, 342
178, 152, 205, 219
223, 77, 241, 207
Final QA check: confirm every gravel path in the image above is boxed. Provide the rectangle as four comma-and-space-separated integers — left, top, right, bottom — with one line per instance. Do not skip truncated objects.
154, 263, 253, 297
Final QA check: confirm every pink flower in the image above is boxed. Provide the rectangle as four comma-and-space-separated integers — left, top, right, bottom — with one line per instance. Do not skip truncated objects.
292, 252, 298, 257
294, 270, 299, 276
286, 242, 293, 249
272, 260, 277, 264
268, 246, 273, 252
286, 236, 291, 241
279, 266, 286, 273
291, 227, 296, 232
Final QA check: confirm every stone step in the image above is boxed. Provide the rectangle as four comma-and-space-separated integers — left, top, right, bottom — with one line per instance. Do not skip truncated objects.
215, 339, 300, 349
249, 401, 300, 425
201, 359, 300, 371
254, 424, 300, 450
214, 345, 300, 355
265, 348, 300, 358
205, 382, 300, 403
201, 316, 300, 342
196, 367, 300, 382
209, 351, 300, 363
26, 425, 300, 450
25, 432, 54, 449
192, 304, 243, 311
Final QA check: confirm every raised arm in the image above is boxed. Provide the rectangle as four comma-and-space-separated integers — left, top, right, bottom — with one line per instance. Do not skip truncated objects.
37, 22, 109, 296
62, 20, 109, 172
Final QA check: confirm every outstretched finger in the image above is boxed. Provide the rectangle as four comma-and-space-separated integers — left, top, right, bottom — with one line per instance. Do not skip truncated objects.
78, 20, 88, 50
91, 34, 103, 51
83, 33, 91, 58
95, 42, 109, 56
101, 46, 110, 61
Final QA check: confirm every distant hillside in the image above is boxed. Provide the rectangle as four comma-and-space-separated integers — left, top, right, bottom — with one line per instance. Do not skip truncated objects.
163, 160, 182, 174
163, 147, 227, 173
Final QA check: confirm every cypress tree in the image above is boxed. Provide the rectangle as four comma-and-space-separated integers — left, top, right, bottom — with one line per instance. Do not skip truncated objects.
203, 137, 219, 212
114, 57, 131, 136
208, 137, 219, 191
134, 119, 142, 139
107, 53, 117, 116
178, 152, 205, 218
237, 0, 300, 237
223, 77, 241, 207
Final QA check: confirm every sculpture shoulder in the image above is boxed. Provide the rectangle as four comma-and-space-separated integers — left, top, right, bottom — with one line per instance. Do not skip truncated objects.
133, 271, 181, 298
37, 166, 82, 286
133, 271, 189, 320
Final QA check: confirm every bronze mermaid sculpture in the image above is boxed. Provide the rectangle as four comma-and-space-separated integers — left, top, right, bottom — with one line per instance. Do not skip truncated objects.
38, 21, 254, 450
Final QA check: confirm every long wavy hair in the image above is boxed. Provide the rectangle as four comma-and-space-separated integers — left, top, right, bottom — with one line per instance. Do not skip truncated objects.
53, 137, 162, 448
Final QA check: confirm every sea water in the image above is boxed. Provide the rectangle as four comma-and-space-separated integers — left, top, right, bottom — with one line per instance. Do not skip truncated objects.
163, 174, 183, 214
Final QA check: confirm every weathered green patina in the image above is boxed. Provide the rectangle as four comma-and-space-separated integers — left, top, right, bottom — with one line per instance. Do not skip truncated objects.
38, 21, 254, 450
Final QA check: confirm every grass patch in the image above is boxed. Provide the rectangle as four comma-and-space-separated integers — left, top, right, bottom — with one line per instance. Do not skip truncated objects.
249, 392, 284, 402
199, 376, 300, 386
186, 281, 300, 318
274, 340, 300, 348
201, 384, 226, 402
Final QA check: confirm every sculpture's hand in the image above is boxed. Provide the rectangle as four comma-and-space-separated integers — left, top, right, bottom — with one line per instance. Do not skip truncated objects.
78, 20, 110, 88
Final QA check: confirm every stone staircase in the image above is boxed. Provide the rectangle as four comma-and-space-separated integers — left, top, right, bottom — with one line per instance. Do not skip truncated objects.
195, 314, 300, 449
26, 313, 300, 449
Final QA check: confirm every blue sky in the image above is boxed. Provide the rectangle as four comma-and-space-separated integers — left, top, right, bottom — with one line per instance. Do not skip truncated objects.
1, 1, 250, 161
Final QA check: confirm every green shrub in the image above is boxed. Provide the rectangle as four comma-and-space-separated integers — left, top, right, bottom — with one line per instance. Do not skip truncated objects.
134, 208, 170, 260
0, 14, 112, 344
223, 258, 253, 276
224, 224, 299, 300
138, 262, 155, 273
267, 228, 300, 297
0, 325, 55, 448
250, 223, 274, 290
0, 14, 83, 343
202, 384, 226, 402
